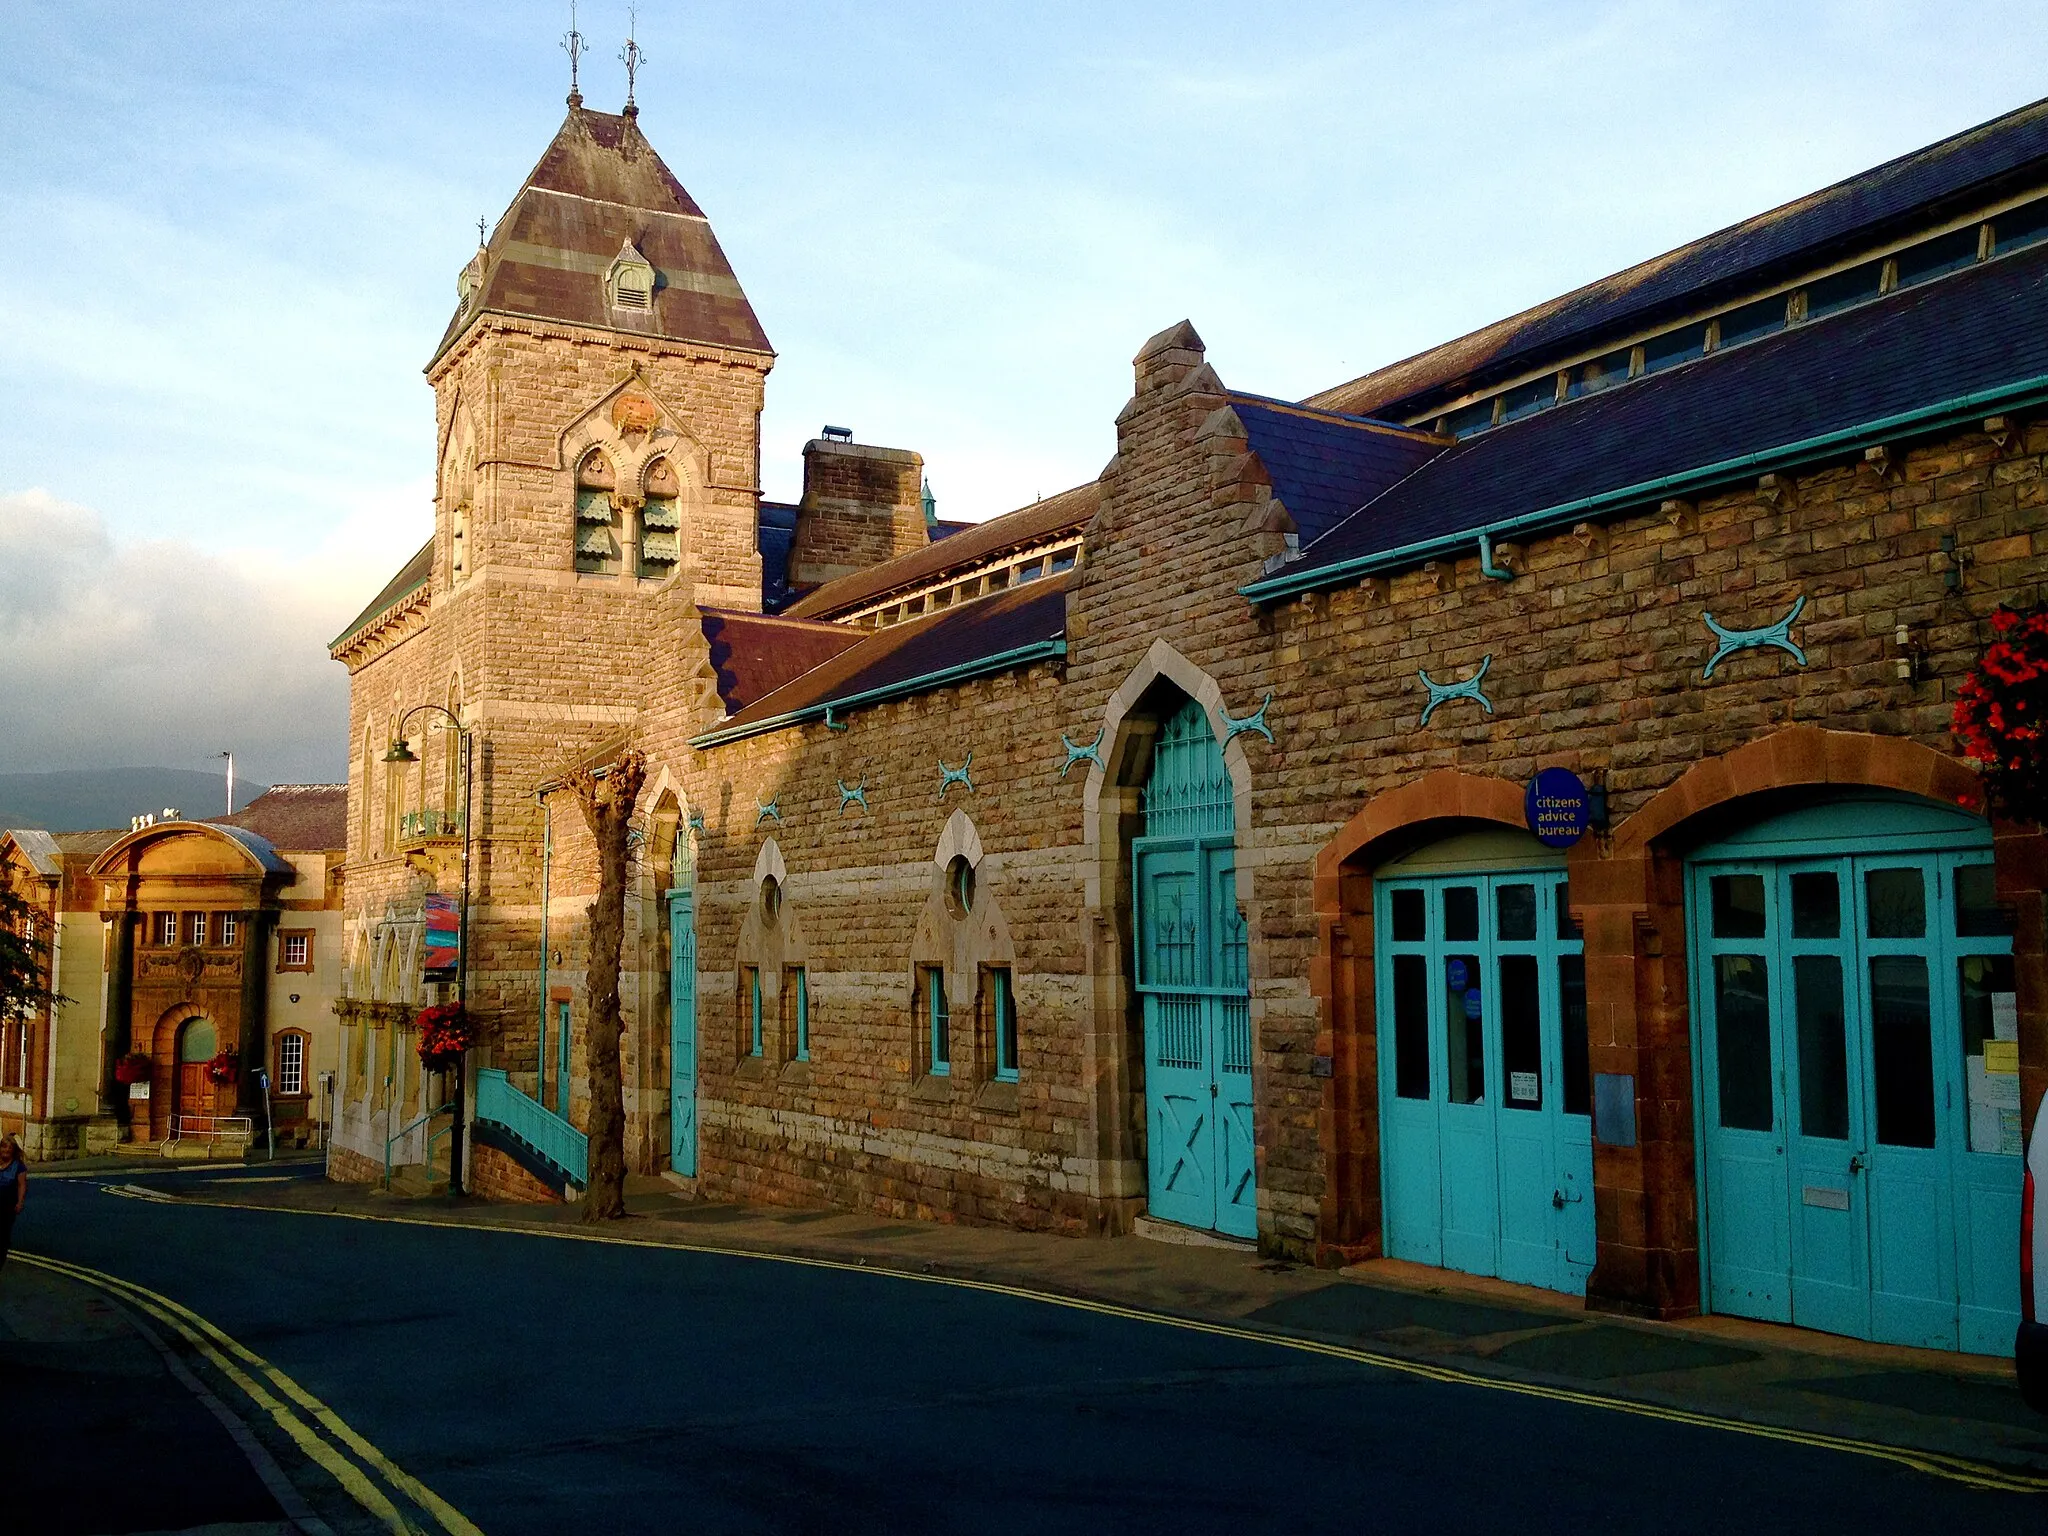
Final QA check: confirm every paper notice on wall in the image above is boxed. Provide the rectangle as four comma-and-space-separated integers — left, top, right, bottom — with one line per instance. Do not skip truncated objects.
1984, 1039, 2019, 1076
1510, 1071, 1540, 1103
128, 1081, 150, 1101
1991, 993, 2019, 1043
1968, 1055, 2025, 1155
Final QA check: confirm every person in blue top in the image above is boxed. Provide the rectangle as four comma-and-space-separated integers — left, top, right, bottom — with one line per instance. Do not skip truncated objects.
0, 1133, 24, 1280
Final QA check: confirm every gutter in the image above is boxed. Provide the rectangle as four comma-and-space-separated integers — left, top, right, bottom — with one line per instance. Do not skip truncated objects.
1241, 371, 2048, 604
691, 639, 1067, 749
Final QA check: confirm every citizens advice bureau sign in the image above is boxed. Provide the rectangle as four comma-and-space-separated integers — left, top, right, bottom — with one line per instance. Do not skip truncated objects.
1524, 767, 1590, 848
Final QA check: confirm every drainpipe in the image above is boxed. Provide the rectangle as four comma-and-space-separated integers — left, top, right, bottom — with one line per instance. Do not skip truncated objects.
537, 790, 552, 1100
43, 896, 61, 1141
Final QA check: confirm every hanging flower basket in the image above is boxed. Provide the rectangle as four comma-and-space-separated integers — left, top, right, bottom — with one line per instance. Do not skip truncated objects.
1954, 603, 2048, 824
113, 1052, 152, 1085
206, 1049, 240, 1086
415, 1002, 474, 1068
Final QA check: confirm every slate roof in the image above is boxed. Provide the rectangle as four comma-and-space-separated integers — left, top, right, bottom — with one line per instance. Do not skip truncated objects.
53, 829, 123, 862
430, 105, 771, 367
3, 829, 61, 878
781, 482, 1098, 621
706, 574, 1072, 741
1309, 95, 2048, 421
332, 539, 433, 651
1278, 237, 2048, 587
698, 610, 866, 714
212, 785, 348, 853
1228, 394, 1444, 542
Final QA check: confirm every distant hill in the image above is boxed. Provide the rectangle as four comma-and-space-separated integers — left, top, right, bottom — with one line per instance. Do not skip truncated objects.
0, 768, 270, 834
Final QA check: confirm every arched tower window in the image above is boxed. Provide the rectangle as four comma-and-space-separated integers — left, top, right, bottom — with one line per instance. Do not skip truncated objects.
574, 450, 621, 576
639, 457, 681, 580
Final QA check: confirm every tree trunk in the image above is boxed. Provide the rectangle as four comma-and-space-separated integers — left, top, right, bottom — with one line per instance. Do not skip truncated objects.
567, 750, 645, 1220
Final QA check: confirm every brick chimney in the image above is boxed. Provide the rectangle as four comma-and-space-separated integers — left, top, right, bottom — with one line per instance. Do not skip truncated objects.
785, 432, 928, 590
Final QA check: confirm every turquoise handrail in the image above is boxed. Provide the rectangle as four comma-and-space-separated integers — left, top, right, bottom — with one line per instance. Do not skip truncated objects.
384, 1101, 453, 1189
473, 1068, 588, 1185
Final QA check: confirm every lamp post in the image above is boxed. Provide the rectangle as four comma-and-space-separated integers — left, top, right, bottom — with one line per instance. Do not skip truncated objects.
384, 704, 472, 1195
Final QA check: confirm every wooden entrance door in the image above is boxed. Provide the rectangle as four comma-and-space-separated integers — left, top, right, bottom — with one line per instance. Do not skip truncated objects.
174, 1016, 218, 1133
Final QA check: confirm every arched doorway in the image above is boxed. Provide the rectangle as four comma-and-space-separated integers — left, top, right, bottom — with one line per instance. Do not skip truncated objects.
1374, 827, 1594, 1294
1134, 695, 1254, 1239
1687, 792, 2018, 1352
175, 1016, 219, 1131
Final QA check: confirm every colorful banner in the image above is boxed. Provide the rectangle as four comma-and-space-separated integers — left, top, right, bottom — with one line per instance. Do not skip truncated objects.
422, 893, 461, 982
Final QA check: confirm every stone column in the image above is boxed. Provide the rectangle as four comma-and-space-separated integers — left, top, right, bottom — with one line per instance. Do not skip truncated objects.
237, 910, 276, 1118
103, 912, 136, 1129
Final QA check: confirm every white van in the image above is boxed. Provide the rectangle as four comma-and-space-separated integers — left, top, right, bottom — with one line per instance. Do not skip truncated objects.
2024, 1088, 2047, 1411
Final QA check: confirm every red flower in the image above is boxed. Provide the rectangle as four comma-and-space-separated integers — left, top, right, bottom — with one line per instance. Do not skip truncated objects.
1954, 603, 2048, 823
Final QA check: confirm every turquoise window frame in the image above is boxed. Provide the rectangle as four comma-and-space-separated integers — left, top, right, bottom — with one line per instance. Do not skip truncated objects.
791, 966, 810, 1062
746, 967, 763, 1058
926, 966, 950, 1077
990, 967, 1018, 1083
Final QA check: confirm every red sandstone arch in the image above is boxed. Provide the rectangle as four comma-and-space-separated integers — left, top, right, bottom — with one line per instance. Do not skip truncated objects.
1312, 769, 1530, 910
1613, 725, 1985, 857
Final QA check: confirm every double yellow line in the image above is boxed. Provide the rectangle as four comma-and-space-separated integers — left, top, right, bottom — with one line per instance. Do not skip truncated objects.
171, 1196, 2048, 1497
18, 1250, 480, 1536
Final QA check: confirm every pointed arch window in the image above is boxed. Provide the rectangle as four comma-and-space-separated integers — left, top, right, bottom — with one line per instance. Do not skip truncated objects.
574, 451, 621, 575
639, 457, 681, 579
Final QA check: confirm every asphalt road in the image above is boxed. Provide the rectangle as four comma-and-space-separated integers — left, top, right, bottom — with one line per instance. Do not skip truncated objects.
8, 1165, 2041, 1534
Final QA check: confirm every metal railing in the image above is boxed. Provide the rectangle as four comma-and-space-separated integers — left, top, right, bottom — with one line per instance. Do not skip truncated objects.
398, 809, 463, 840
171, 1114, 253, 1143
473, 1068, 587, 1185
383, 1101, 454, 1189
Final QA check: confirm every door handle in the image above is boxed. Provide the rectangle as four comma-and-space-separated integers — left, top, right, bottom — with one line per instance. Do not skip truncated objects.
1552, 1190, 1566, 1210
1849, 1153, 1868, 1174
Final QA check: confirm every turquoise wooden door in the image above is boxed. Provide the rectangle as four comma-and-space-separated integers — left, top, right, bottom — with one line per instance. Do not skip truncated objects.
668, 888, 698, 1178
1375, 872, 1593, 1294
1134, 699, 1256, 1240
1689, 799, 2019, 1353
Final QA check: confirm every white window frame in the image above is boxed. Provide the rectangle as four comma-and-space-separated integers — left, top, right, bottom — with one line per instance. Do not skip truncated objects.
189, 911, 208, 947
220, 914, 239, 948
277, 1032, 305, 1096
281, 932, 311, 969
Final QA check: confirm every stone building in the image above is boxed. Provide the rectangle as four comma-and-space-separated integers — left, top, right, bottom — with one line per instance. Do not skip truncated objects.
0, 785, 348, 1158
335, 88, 2048, 1357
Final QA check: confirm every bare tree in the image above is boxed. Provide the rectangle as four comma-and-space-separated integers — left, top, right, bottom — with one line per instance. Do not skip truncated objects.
566, 749, 646, 1220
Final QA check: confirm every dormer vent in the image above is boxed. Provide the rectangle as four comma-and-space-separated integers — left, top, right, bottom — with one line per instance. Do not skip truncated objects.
456, 249, 488, 311
607, 240, 656, 312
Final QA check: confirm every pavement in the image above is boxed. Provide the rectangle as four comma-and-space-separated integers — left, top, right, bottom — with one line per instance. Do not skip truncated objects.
7, 1155, 2045, 1533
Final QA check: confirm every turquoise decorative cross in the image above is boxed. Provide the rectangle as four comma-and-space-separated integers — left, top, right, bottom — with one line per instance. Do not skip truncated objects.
1702, 595, 1807, 679
937, 754, 974, 799
687, 810, 705, 833
1418, 655, 1493, 727
755, 797, 782, 826
837, 779, 868, 813
1221, 691, 1275, 746
1060, 727, 1106, 778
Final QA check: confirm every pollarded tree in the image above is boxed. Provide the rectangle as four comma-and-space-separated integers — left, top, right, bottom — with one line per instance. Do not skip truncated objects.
566, 749, 646, 1220
1954, 603, 2048, 825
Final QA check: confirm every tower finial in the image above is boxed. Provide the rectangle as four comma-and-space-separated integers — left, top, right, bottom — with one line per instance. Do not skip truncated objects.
619, 5, 646, 115
477, 215, 488, 249
561, 0, 586, 107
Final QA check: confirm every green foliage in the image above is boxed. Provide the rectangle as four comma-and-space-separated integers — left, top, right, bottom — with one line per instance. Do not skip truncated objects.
0, 879, 61, 1024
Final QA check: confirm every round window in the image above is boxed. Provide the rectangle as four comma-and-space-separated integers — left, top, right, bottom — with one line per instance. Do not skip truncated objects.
945, 855, 975, 919
760, 875, 782, 920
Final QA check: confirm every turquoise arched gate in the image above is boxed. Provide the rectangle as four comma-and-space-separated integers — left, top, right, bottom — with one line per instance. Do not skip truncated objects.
1133, 698, 1256, 1239
668, 882, 698, 1178
1690, 796, 2018, 1353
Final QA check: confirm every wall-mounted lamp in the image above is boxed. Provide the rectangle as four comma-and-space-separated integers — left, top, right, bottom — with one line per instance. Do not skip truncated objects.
1587, 768, 1610, 834
1894, 624, 1925, 682
288, 993, 300, 1005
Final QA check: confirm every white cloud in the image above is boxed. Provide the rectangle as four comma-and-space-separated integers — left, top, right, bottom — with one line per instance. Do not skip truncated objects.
0, 488, 368, 783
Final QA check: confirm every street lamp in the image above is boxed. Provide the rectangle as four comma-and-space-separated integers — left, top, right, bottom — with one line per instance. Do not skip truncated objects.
384, 703, 472, 1194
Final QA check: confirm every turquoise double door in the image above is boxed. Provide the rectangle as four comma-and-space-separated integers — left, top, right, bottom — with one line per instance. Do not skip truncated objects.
1376, 868, 1595, 1294
1691, 800, 2019, 1353
1134, 698, 1256, 1240
668, 888, 698, 1178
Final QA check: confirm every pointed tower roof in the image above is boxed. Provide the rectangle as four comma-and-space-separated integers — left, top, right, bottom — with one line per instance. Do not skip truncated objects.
430, 104, 771, 368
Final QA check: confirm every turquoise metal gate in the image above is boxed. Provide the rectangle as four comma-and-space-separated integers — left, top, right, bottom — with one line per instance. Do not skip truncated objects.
1690, 798, 2019, 1353
1134, 698, 1255, 1240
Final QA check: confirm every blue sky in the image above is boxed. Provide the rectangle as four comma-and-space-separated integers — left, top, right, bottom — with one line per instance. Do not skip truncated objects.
4, 1, 2046, 784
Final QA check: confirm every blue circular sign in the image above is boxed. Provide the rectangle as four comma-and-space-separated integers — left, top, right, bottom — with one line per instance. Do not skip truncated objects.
1446, 959, 1468, 990
1525, 767, 1591, 848
1463, 989, 1483, 1020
